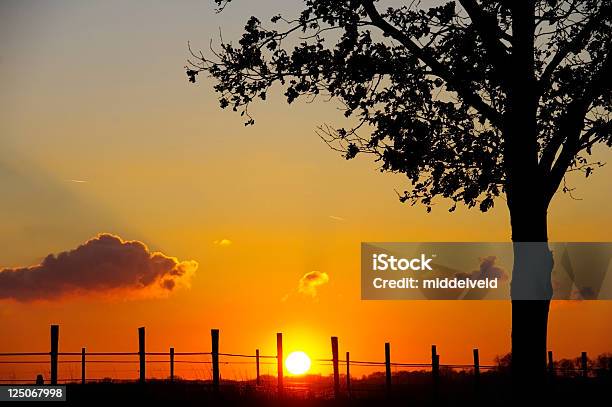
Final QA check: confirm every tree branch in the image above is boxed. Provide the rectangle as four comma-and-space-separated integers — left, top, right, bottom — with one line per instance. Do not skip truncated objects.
457, 0, 510, 80
360, 0, 503, 128
544, 53, 612, 202
578, 121, 612, 151
538, 4, 610, 94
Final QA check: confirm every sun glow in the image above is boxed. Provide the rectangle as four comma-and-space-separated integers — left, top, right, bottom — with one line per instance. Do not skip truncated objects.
285, 351, 311, 375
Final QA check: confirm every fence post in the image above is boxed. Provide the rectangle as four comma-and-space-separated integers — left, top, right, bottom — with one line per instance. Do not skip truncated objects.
81, 347, 86, 385
385, 342, 391, 397
50, 325, 59, 385
211, 329, 220, 391
138, 327, 145, 383
581, 351, 587, 378
170, 347, 175, 382
346, 351, 351, 398
256, 349, 260, 386
547, 350, 554, 378
277, 333, 283, 396
473, 348, 480, 382
331, 336, 340, 399
432, 345, 439, 394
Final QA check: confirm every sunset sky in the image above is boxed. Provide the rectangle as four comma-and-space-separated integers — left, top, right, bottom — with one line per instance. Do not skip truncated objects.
1, 0, 611, 381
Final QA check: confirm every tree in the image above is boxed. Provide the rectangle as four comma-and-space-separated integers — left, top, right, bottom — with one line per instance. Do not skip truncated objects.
187, 0, 612, 390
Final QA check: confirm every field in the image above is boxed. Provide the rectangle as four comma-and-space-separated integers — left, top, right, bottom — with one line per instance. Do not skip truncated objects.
41, 372, 611, 406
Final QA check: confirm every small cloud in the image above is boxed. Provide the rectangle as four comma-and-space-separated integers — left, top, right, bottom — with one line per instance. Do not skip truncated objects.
67, 179, 88, 183
328, 215, 345, 221
298, 270, 329, 298
213, 239, 232, 246
0, 233, 197, 302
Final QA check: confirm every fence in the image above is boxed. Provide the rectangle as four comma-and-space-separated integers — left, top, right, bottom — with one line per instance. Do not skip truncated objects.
0, 325, 608, 399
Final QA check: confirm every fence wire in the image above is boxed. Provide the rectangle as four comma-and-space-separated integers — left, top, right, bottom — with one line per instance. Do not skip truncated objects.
1, 349, 606, 386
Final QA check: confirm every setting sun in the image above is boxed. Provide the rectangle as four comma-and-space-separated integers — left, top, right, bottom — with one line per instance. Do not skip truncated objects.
285, 351, 311, 375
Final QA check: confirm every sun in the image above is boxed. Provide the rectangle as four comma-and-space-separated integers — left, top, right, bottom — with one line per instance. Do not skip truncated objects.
285, 351, 311, 375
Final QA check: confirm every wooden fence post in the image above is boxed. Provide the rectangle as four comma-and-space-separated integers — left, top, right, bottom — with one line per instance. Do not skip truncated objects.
81, 347, 86, 385
50, 325, 59, 385
473, 348, 480, 381
432, 345, 439, 394
170, 347, 175, 382
277, 333, 283, 396
385, 342, 391, 397
548, 350, 554, 378
581, 351, 587, 378
211, 329, 220, 391
331, 336, 340, 399
138, 327, 145, 383
256, 349, 260, 386
346, 351, 351, 398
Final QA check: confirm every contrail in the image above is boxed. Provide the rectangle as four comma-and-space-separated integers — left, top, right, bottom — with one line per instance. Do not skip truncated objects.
329, 215, 345, 221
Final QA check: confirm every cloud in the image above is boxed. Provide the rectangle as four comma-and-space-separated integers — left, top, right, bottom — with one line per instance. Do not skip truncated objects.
0, 233, 197, 302
213, 239, 232, 246
298, 271, 329, 298
455, 256, 509, 281
570, 286, 596, 300
328, 215, 345, 221
67, 179, 88, 183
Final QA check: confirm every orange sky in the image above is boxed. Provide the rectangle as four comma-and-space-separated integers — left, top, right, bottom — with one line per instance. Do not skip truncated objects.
0, 0, 611, 381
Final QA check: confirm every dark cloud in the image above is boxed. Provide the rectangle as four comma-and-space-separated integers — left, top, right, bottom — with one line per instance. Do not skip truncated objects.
0, 233, 197, 301
456, 256, 509, 281
571, 286, 596, 300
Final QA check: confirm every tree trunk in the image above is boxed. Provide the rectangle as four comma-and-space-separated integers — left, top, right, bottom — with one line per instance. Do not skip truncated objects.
504, 0, 553, 397
509, 203, 553, 395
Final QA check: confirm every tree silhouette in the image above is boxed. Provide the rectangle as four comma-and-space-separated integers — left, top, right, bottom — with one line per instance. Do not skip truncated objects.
187, 0, 611, 391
